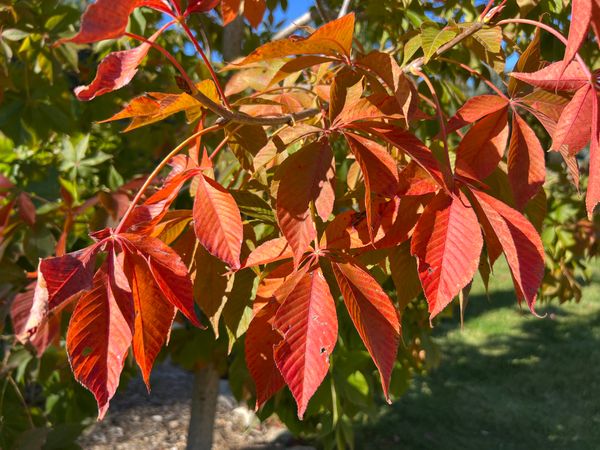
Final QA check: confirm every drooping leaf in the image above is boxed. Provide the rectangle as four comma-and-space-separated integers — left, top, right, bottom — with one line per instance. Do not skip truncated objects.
120, 233, 201, 327
332, 260, 400, 399
509, 61, 590, 92
185, 0, 220, 15
192, 245, 228, 335
66, 252, 134, 419
74, 29, 161, 101
243, 0, 267, 28
586, 92, 600, 218
27, 245, 100, 341
193, 174, 244, 270
470, 189, 545, 314
389, 241, 422, 310
551, 84, 594, 155
410, 192, 483, 318
238, 14, 355, 65
123, 248, 176, 388
508, 113, 546, 210
245, 300, 285, 409
56, 0, 140, 45
562, 0, 592, 73
274, 267, 337, 419
276, 140, 335, 266
10, 283, 60, 357
455, 106, 509, 181
221, 0, 241, 26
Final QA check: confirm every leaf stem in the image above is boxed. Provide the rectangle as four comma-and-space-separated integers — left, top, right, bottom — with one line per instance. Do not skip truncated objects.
438, 57, 509, 100
125, 25, 197, 92
114, 124, 223, 234
413, 69, 454, 190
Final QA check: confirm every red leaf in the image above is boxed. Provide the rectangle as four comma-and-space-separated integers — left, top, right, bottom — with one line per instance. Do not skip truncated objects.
470, 189, 545, 314
193, 174, 244, 270
123, 248, 176, 388
508, 113, 546, 210
245, 300, 285, 409
274, 267, 337, 419
562, 0, 592, 72
332, 261, 400, 399
66, 252, 134, 419
186, 0, 220, 15
56, 0, 140, 45
17, 192, 36, 225
346, 133, 400, 240
551, 84, 594, 155
446, 95, 509, 134
586, 91, 600, 218
509, 61, 589, 92
410, 192, 483, 318
276, 140, 335, 266
74, 29, 160, 101
119, 233, 201, 327
27, 246, 100, 342
354, 123, 445, 187
455, 106, 509, 181
243, 237, 294, 267
244, 0, 266, 28
221, 0, 241, 26
10, 282, 60, 357
345, 133, 399, 197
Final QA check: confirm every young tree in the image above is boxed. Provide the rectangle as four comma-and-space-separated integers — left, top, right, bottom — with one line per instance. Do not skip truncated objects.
3, 0, 600, 448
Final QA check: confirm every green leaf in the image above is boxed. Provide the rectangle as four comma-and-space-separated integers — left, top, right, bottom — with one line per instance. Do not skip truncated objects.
420, 22, 457, 63
1, 29, 29, 41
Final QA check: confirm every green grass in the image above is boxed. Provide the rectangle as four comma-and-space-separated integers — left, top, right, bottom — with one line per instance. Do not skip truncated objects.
356, 263, 600, 450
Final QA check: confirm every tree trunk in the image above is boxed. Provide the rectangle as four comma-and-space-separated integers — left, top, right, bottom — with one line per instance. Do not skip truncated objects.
222, 15, 244, 62
186, 364, 220, 450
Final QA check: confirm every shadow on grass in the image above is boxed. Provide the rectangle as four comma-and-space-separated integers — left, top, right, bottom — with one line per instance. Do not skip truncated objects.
356, 289, 600, 450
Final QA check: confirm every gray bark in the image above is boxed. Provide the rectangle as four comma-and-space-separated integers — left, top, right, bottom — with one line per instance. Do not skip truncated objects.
222, 15, 244, 62
186, 364, 220, 450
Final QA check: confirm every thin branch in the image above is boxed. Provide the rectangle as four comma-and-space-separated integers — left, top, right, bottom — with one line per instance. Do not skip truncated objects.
413, 69, 454, 190
338, 0, 352, 18
438, 56, 509, 99
273, 11, 313, 40
180, 21, 232, 109
114, 124, 223, 234
125, 27, 196, 91
191, 85, 321, 125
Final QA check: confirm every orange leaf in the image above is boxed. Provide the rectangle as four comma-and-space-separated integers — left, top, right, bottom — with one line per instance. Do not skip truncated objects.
244, 0, 266, 28
238, 13, 355, 65
193, 174, 244, 269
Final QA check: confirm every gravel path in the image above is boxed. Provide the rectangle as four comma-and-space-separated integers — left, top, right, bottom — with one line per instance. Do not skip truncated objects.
78, 363, 314, 450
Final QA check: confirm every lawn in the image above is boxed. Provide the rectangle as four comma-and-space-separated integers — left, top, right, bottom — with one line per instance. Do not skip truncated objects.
356, 262, 600, 450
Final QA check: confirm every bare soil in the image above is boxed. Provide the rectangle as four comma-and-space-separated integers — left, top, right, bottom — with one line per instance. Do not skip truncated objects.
78, 363, 314, 450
